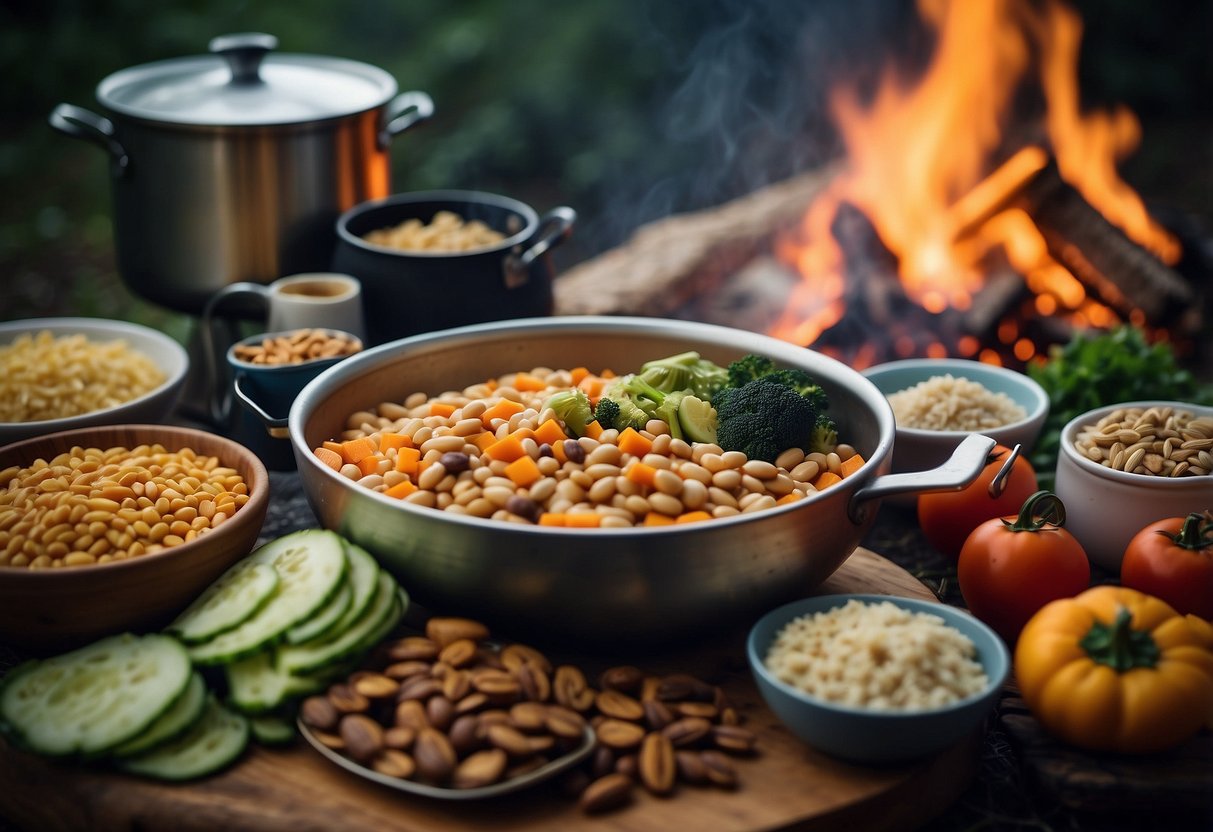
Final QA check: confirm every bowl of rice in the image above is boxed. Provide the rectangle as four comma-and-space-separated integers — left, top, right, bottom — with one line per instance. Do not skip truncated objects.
748, 594, 1010, 764
0, 317, 189, 446
862, 358, 1048, 476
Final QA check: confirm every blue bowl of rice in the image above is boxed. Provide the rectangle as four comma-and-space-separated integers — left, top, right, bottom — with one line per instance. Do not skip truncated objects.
747, 594, 1010, 764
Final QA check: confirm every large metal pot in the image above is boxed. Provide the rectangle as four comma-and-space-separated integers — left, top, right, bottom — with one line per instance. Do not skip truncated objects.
49, 33, 434, 313
289, 317, 993, 645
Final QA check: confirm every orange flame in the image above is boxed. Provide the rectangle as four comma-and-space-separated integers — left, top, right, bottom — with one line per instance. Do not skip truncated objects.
771, 0, 1180, 355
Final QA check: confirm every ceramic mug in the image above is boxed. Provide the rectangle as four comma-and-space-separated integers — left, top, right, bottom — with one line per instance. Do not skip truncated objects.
203, 273, 366, 340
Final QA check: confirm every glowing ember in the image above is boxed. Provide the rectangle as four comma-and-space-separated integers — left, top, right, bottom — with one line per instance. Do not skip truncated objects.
771, 0, 1181, 361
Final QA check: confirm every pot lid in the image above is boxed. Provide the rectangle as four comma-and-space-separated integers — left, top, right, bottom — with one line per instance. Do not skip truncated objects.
96, 33, 398, 126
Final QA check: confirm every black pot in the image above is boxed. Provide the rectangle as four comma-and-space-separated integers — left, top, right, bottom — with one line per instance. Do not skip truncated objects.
332, 190, 576, 345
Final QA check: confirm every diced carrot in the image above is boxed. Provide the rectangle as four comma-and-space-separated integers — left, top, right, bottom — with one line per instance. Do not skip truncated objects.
570, 366, 590, 385
626, 462, 658, 487
504, 455, 542, 487
511, 427, 535, 442
617, 427, 653, 458
484, 378, 498, 391
600, 368, 617, 379
813, 471, 843, 490
839, 453, 866, 478
322, 440, 345, 456
384, 480, 417, 499
533, 418, 567, 447
357, 455, 382, 476
539, 513, 567, 526
577, 375, 607, 402
394, 446, 421, 476
583, 420, 604, 440
379, 433, 413, 452
675, 511, 712, 524
643, 512, 676, 526
776, 492, 802, 506
339, 437, 377, 465
565, 512, 603, 528
512, 372, 547, 392
429, 402, 457, 418
472, 431, 498, 453
485, 434, 527, 463
481, 399, 525, 427
313, 447, 343, 471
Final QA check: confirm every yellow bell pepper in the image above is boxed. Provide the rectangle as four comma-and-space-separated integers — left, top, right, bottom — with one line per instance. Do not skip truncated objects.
1015, 586, 1213, 754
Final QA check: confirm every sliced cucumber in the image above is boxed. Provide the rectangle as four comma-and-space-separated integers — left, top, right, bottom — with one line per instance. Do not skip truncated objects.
110, 672, 208, 759
248, 714, 297, 746
276, 571, 403, 676
225, 650, 328, 715
678, 395, 718, 444
0, 633, 192, 758
118, 697, 249, 781
168, 560, 280, 644
335, 542, 382, 625
284, 580, 352, 645
188, 530, 348, 666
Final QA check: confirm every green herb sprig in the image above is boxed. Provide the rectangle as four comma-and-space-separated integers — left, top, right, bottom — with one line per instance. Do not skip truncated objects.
1027, 326, 1213, 489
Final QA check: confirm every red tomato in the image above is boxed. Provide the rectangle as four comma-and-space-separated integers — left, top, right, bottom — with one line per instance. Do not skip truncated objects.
918, 444, 1038, 562
1120, 513, 1213, 619
958, 492, 1091, 642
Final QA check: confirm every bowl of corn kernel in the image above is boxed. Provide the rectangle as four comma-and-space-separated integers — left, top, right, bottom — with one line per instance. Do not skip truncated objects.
0, 424, 268, 652
0, 317, 189, 445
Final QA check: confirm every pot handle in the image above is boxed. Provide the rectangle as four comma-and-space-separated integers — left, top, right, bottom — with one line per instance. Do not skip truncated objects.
48, 104, 130, 177
232, 375, 290, 438
503, 207, 577, 289
382, 91, 435, 147
846, 433, 996, 525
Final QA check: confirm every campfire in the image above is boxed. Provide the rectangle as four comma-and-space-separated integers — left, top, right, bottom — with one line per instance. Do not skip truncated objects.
555, 0, 1207, 372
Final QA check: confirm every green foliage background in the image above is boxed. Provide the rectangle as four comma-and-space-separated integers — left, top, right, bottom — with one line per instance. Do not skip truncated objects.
1, 0, 1209, 344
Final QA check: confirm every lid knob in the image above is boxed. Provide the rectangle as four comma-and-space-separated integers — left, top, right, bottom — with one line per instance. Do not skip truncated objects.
208, 32, 279, 84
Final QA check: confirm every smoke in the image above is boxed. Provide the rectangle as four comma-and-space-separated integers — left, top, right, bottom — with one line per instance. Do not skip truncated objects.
575, 0, 922, 258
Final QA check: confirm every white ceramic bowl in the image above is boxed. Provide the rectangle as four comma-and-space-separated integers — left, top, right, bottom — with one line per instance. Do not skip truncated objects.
0, 317, 189, 446
1054, 400, 1213, 571
862, 358, 1049, 475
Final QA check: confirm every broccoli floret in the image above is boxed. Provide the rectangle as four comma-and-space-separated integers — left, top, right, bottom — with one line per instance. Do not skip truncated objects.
543, 389, 592, 437
725, 354, 775, 390
592, 397, 622, 431
809, 414, 838, 455
763, 369, 829, 412
596, 375, 653, 431
714, 379, 819, 462
638, 351, 729, 399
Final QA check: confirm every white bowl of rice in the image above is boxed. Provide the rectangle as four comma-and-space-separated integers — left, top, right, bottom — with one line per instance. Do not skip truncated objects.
0, 317, 189, 446
748, 594, 1010, 764
863, 358, 1048, 476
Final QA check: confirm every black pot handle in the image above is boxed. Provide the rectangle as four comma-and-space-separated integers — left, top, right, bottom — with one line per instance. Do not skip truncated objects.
48, 104, 130, 177
210, 33, 278, 84
232, 374, 291, 438
503, 207, 577, 289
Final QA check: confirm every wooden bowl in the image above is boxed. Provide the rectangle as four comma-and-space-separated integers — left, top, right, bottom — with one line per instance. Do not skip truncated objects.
0, 425, 269, 654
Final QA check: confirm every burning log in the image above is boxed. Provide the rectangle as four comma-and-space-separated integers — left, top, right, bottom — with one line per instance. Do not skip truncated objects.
1023, 161, 1199, 328
553, 166, 837, 317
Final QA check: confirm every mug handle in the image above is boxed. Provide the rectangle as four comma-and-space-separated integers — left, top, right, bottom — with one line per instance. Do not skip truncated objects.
232, 375, 291, 438
200, 282, 271, 426
503, 206, 577, 289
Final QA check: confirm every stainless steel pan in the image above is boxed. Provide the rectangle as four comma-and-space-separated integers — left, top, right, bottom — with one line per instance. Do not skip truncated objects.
288, 317, 991, 644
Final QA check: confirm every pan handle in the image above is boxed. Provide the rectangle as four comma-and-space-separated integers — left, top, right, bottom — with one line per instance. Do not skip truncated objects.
847, 433, 996, 525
